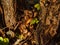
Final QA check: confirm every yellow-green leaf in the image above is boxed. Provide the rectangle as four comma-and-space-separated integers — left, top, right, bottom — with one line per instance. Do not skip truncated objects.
30, 19, 36, 25
34, 3, 40, 10
3, 38, 9, 43
30, 18, 39, 25
19, 34, 24, 40
0, 37, 3, 41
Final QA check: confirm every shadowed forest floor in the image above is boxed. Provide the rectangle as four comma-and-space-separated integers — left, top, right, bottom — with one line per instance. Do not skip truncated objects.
0, 0, 60, 45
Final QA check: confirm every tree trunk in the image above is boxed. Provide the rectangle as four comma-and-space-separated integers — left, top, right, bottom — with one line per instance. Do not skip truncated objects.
1, 0, 16, 27
38, 0, 60, 45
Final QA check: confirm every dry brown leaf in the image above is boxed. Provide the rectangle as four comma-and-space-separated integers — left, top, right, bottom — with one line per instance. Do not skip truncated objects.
34, 12, 37, 17
24, 10, 29, 15
26, 18, 32, 25
30, 25, 34, 30
24, 15, 29, 21
27, 32, 31, 36
23, 43, 28, 45
19, 24, 26, 33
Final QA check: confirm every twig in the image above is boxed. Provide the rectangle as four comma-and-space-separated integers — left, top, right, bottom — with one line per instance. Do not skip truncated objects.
13, 39, 21, 45
14, 22, 20, 30
0, 29, 5, 37
13, 38, 27, 45
13, 36, 31, 45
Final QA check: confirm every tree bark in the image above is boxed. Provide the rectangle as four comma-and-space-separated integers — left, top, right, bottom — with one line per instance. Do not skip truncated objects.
1, 0, 16, 27
38, 0, 60, 45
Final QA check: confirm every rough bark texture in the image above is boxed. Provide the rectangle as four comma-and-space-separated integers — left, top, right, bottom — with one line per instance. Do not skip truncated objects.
1, 0, 16, 27
37, 0, 60, 45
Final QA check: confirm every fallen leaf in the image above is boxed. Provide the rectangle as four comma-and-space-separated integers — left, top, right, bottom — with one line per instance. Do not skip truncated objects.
26, 18, 32, 25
